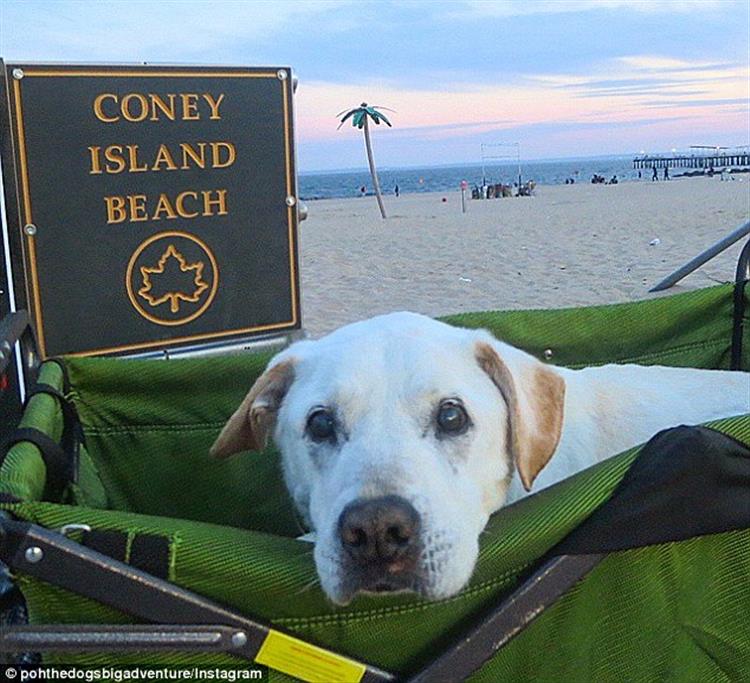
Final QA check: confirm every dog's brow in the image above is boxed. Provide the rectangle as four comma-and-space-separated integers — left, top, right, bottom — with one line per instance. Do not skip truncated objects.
330, 384, 385, 424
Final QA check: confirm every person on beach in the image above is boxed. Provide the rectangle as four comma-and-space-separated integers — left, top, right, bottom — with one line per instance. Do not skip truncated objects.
394, 184, 400, 197
664, 167, 669, 181
360, 185, 366, 197
652, 167, 658, 181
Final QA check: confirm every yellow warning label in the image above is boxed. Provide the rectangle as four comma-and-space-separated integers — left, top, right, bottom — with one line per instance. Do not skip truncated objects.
255, 629, 366, 683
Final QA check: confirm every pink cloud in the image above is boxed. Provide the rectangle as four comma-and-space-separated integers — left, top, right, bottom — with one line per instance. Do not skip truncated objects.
293, 56, 749, 149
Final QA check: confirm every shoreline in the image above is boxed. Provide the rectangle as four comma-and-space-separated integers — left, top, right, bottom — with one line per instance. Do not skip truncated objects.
300, 167, 750, 203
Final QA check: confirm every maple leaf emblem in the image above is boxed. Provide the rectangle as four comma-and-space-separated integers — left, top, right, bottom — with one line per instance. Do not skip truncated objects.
138, 244, 209, 313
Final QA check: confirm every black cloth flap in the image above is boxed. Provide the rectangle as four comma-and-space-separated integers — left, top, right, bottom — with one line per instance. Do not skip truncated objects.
555, 425, 750, 555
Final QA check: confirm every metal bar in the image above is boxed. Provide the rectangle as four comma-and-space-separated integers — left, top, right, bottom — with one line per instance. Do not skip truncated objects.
406, 553, 605, 683
736, 237, 750, 283
0, 519, 395, 682
0, 624, 244, 653
730, 238, 750, 370
0, 310, 29, 374
0, 309, 39, 390
650, 220, 750, 292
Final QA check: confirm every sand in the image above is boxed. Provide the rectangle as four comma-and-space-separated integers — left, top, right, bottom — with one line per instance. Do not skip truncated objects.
297, 176, 749, 337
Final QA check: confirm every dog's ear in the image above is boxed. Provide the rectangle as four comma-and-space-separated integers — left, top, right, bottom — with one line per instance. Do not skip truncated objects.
475, 340, 565, 491
210, 359, 295, 459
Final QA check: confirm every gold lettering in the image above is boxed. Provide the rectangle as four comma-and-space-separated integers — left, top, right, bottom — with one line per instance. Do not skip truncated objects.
104, 196, 127, 223
93, 92, 228, 122
202, 93, 225, 120
151, 144, 178, 171
180, 142, 207, 169
126, 145, 148, 173
153, 194, 178, 220
93, 93, 118, 123
180, 94, 200, 120
128, 195, 148, 222
202, 189, 228, 216
121, 93, 149, 122
88, 146, 103, 175
104, 146, 126, 174
175, 191, 200, 218
210, 142, 236, 169
149, 93, 176, 121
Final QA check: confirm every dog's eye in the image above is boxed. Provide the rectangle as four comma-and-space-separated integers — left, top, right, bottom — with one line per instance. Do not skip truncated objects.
436, 400, 469, 434
307, 409, 336, 441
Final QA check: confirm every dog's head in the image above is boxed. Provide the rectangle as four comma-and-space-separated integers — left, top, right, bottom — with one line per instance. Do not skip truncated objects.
211, 313, 564, 604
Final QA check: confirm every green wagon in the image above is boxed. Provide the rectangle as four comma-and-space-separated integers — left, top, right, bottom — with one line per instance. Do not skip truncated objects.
1, 248, 749, 681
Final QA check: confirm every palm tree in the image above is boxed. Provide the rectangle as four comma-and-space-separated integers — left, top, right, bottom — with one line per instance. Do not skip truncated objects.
338, 103, 393, 219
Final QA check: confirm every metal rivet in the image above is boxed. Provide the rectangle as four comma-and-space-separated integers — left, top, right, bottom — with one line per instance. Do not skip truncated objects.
277, 69, 288, 81
543, 349, 554, 360
231, 631, 247, 648
12, 68, 24, 80
24, 223, 37, 236
25, 546, 43, 563
285, 195, 297, 207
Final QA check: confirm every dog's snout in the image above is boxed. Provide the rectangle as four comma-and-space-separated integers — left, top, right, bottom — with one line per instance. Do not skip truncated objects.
338, 495, 421, 566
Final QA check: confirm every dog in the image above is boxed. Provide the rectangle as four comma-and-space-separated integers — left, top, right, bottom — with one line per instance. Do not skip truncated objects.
211, 312, 749, 604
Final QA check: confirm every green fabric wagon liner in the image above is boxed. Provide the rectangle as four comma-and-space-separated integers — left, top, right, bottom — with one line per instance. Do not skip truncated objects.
1, 283, 749, 681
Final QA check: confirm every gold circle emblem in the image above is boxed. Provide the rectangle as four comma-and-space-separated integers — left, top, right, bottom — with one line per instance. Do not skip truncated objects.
126, 231, 219, 326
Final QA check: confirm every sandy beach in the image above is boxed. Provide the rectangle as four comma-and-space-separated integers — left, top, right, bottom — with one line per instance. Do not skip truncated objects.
298, 176, 750, 337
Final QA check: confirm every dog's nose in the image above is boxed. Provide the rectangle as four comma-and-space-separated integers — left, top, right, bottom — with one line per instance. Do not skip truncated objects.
338, 495, 421, 566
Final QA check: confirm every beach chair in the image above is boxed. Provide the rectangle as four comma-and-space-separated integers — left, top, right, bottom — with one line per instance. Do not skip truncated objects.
0, 243, 748, 682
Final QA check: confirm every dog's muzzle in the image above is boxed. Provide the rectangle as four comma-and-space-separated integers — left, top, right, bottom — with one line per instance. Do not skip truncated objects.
337, 495, 422, 593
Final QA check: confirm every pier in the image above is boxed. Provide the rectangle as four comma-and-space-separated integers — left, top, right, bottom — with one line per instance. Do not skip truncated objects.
633, 149, 750, 171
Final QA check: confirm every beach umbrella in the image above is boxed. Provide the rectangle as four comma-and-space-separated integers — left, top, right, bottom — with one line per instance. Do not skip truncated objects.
338, 103, 393, 219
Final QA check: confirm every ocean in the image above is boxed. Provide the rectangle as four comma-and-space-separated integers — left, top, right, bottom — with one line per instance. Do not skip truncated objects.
298, 156, 646, 200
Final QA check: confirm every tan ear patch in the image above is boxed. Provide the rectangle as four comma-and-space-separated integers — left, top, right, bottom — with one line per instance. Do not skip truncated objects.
475, 341, 565, 491
210, 359, 295, 459
522, 365, 566, 489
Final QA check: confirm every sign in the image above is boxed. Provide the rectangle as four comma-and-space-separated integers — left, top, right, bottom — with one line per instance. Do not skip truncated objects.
0, 63, 300, 357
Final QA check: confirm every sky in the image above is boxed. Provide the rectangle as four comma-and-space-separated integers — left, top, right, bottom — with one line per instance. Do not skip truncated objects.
1, 0, 748, 171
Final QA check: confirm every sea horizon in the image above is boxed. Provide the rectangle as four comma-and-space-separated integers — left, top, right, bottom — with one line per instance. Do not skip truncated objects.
298, 147, 749, 177
296, 153, 724, 201
298, 152, 639, 177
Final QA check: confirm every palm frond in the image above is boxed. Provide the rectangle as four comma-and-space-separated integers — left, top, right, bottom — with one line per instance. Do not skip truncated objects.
336, 103, 394, 130
336, 108, 360, 129
372, 110, 392, 127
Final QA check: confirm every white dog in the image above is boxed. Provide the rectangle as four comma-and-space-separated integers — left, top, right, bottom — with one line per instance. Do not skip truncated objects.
212, 312, 749, 604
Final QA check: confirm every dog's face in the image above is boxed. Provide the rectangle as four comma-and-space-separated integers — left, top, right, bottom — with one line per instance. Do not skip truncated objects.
212, 313, 564, 604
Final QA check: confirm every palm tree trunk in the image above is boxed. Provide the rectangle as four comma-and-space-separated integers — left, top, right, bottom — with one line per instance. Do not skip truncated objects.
363, 117, 387, 219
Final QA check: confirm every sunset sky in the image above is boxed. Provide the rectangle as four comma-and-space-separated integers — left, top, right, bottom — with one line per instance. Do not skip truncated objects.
2, 0, 748, 171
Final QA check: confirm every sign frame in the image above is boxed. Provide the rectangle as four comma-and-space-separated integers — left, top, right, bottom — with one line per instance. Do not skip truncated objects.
0, 61, 302, 359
